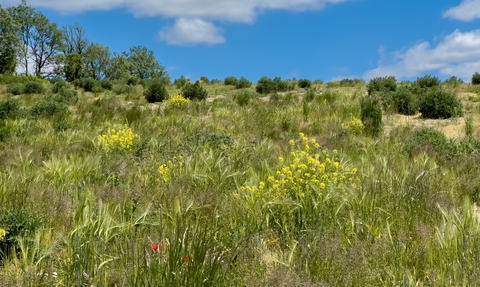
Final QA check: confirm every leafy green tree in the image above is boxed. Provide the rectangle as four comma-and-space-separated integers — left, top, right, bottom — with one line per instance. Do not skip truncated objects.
0, 6, 20, 74
30, 13, 62, 77
104, 53, 129, 80
123, 46, 169, 81
7, 0, 35, 75
59, 23, 90, 81
84, 43, 110, 80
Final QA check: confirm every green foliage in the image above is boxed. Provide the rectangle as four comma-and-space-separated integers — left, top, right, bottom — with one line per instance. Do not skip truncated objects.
0, 7, 19, 74
0, 74, 46, 84
419, 88, 463, 119
339, 78, 364, 87
297, 79, 312, 89
0, 208, 44, 259
199, 76, 209, 83
445, 75, 464, 86
472, 72, 480, 85
123, 45, 169, 80
393, 86, 418, 115
234, 89, 255, 106
174, 75, 189, 88
367, 76, 396, 95
255, 76, 292, 95
404, 128, 452, 157
181, 81, 208, 101
144, 78, 169, 103
224, 76, 238, 86
361, 95, 383, 137
22, 81, 45, 94
100, 79, 113, 90
0, 98, 20, 119
304, 88, 315, 102
235, 76, 252, 89
51, 87, 78, 104
51, 79, 68, 93
30, 99, 68, 117
6, 83, 23, 95
415, 74, 441, 88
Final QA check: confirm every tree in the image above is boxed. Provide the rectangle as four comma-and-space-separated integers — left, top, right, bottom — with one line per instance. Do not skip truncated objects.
104, 52, 129, 80
84, 43, 110, 80
29, 13, 62, 77
7, 0, 35, 75
0, 6, 20, 74
59, 23, 90, 81
123, 46, 169, 81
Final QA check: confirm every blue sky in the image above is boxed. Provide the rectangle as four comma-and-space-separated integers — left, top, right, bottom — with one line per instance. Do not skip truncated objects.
2, 0, 480, 82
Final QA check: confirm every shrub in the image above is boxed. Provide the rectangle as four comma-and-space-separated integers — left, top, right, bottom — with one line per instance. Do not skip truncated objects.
210, 79, 222, 84
83, 79, 97, 92
367, 76, 396, 95
339, 78, 364, 87
415, 75, 441, 88
298, 79, 312, 89
472, 72, 480, 85
100, 80, 113, 90
174, 76, 189, 89
166, 94, 191, 108
235, 77, 252, 89
96, 125, 140, 153
445, 76, 464, 86
126, 76, 140, 86
113, 84, 136, 95
256, 76, 290, 95
224, 76, 239, 86
404, 128, 452, 157
0, 208, 44, 259
144, 79, 169, 103
52, 88, 78, 105
361, 95, 383, 137
199, 76, 209, 84
182, 81, 208, 100
31, 99, 68, 117
0, 74, 46, 84
0, 99, 20, 119
234, 90, 254, 106
393, 86, 418, 115
342, 116, 364, 135
23, 81, 45, 94
51, 80, 68, 94
6, 83, 23, 95
419, 88, 463, 119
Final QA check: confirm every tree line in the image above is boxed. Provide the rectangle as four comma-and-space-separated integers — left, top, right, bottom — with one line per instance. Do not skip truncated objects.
0, 0, 169, 82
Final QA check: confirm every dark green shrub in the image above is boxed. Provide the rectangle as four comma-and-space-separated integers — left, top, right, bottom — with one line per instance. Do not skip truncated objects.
210, 79, 222, 84
199, 76, 209, 83
0, 74, 46, 84
224, 76, 239, 86
445, 76, 463, 86
113, 84, 136, 95
52, 88, 78, 105
393, 87, 418, 115
472, 72, 480, 85
361, 95, 383, 137
0, 208, 44, 259
415, 75, 441, 88
339, 78, 364, 87
31, 99, 68, 117
313, 79, 324, 85
126, 76, 139, 86
404, 128, 453, 157
235, 77, 252, 89
174, 75, 189, 88
6, 83, 23, 95
91, 85, 105, 94
298, 79, 312, 89
100, 80, 113, 90
23, 81, 45, 94
235, 90, 254, 106
72, 78, 85, 89
182, 81, 208, 100
82, 79, 97, 92
144, 78, 169, 103
256, 76, 290, 95
419, 88, 463, 119
0, 99, 20, 119
367, 76, 396, 95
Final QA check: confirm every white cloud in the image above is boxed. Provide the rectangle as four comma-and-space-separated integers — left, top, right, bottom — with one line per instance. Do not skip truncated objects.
2, 0, 348, 45
159, 18, 225, 45
443, 0, 480, 21
363, 29, 480, 81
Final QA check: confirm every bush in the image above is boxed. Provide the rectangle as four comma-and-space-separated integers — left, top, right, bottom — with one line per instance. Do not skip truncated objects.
339, 78, 364, 87
83, 79, 97, 92
199, 76, 209, 84
31, 99, 68, 117
404, 128, 453, 157
234, 90, 255, 106
255, 76, 290, 95
445, 76, 464, 86
367, 76, 396, 95
419, 88, 463, 119
23, 81, 45, 94
182, 81, 208, 100
472, 72, 480, 85
393, 86, 418, 115
0, 99, 20, 119
0, 74, 46, 84
166, 94, 191, 108
126, 76, 140, 86
415, 75, 441, 88
144, 79, 169, 103
298, 79, 312, 89
210, 79, 222, 84
174, 76, 189, 89
224, 76, 239, 86
235, 77, 252, 89
52, 88, 78, 105
361, 95, 383, 137
51, 80, 68, 94
6, 83, 23, 95
100, 80, 113, 90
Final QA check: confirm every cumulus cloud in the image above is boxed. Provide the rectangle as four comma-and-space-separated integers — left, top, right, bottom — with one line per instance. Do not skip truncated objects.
443, 0, 480, 22
159, 18, 225, 45
363, 29, 480, 80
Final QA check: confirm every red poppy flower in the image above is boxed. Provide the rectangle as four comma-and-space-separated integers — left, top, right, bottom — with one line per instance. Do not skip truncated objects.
185, 255, 189, 263
152, 244, 160, 252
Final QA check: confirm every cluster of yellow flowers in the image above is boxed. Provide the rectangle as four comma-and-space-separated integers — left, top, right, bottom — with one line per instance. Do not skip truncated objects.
158, 155, 184, 182
97, 125, 140, 153
241, 133, 358, 201
0, 228, 6, 241
167, 94, 191, 108
342, 116, 364, 135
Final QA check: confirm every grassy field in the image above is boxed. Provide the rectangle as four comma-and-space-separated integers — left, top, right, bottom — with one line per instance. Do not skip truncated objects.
1, 78, 480, 286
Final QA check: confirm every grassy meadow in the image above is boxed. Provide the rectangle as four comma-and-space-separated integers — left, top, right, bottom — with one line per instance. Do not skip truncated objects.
1, 77, 480, 286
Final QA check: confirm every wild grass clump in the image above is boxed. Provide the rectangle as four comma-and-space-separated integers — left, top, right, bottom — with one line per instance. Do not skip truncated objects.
361, 95, 383, 137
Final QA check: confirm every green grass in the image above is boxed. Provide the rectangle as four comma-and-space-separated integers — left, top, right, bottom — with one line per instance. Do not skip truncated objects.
1, 79, 480, 286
